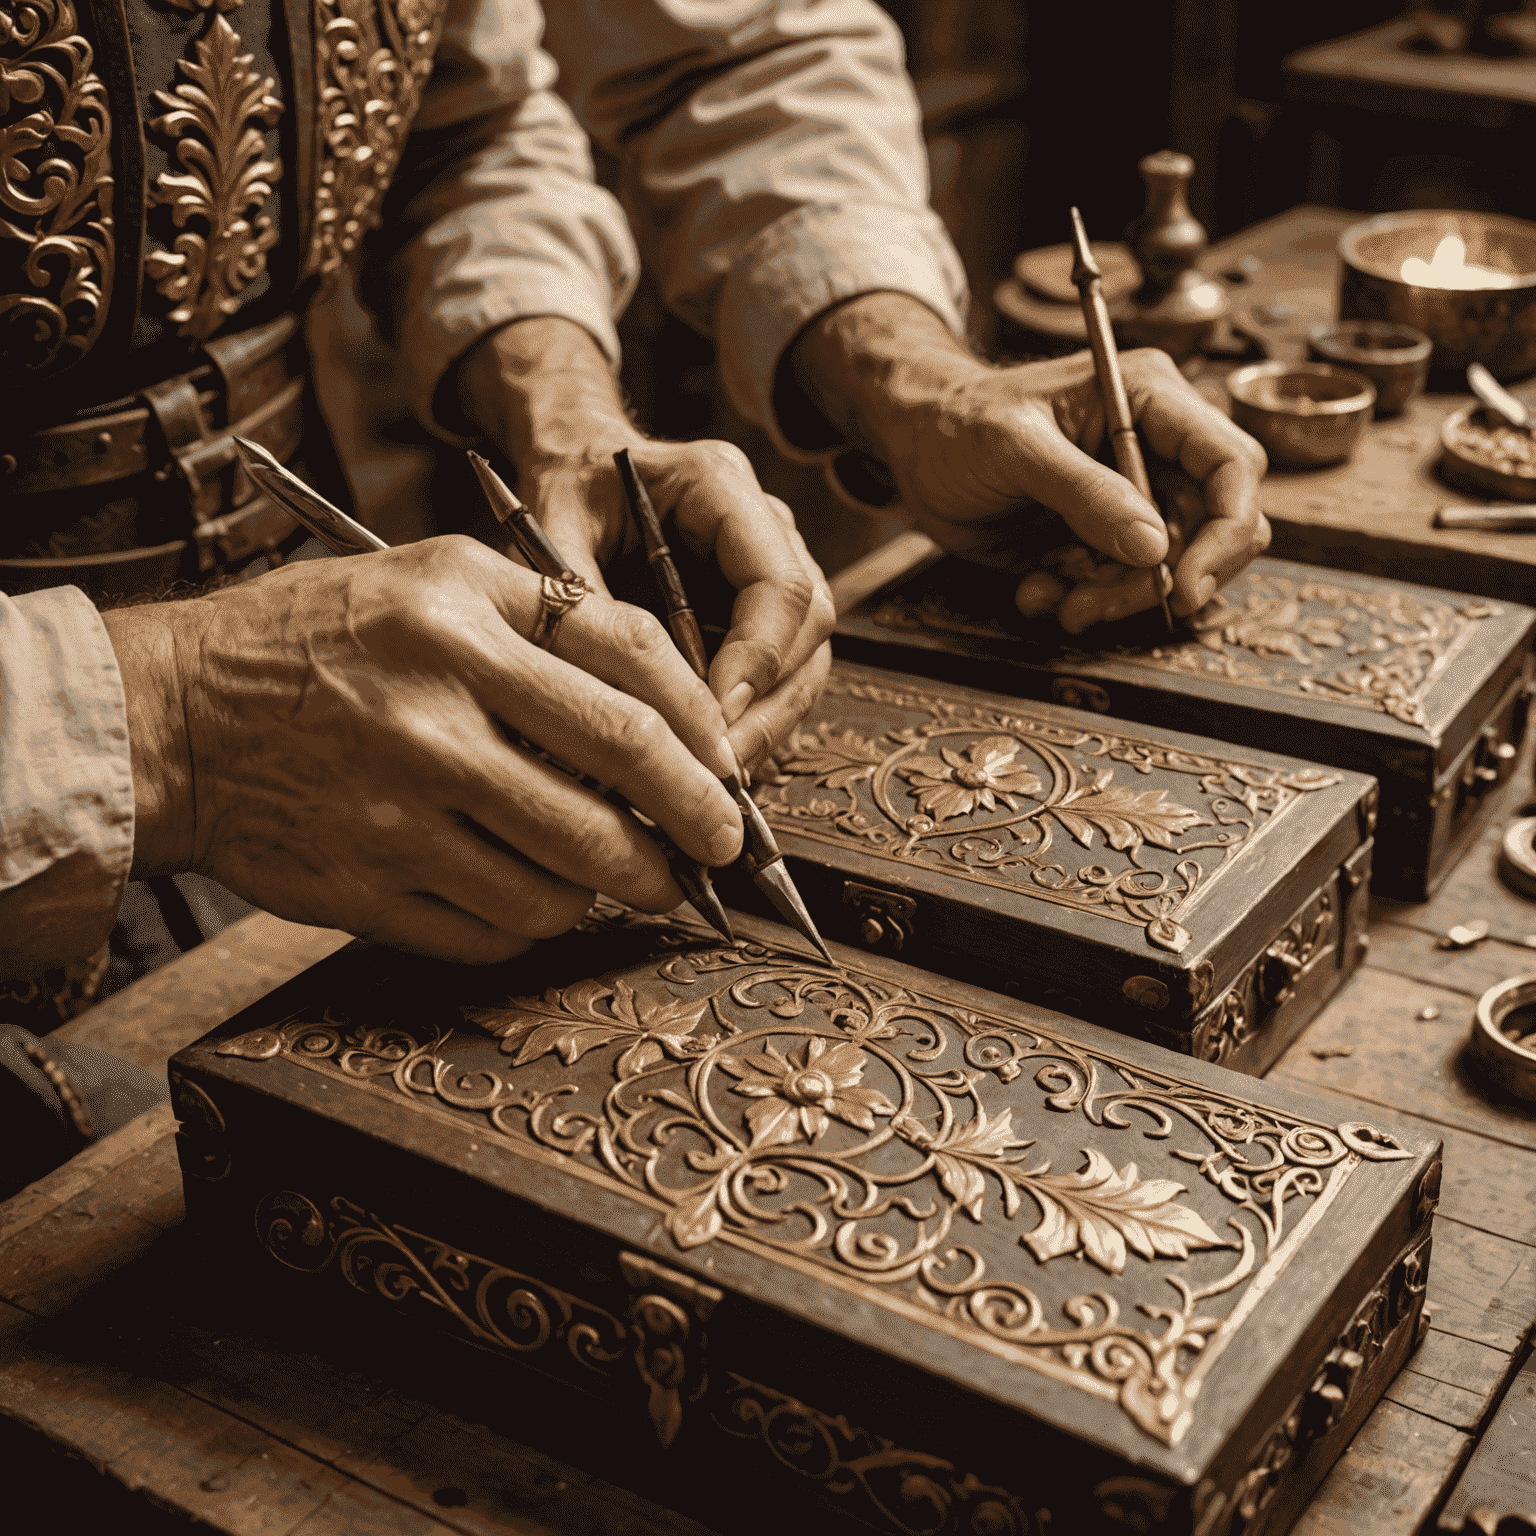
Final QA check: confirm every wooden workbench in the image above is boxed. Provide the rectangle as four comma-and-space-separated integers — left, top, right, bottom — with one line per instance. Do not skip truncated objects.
1200, 204, 1536, 606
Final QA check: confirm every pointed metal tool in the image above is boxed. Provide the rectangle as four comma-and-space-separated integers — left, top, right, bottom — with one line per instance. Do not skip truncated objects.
233, 437, 389, 556
613, 448, 835, 965
1067, 208, 1175, 632
461, 452, 735, 946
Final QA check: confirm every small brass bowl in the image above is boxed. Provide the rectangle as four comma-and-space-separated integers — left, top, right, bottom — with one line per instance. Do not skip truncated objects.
1339, 210, 1536, 380
1439, 404, 1536, 501
1306, 321, 1432, 417
1226, 361, 1376, 468
1470, 973, 1536, 1104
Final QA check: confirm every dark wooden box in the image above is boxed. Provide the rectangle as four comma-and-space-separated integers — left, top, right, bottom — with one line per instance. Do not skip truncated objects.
724, 659, 1376, 1075
170, 905, 1440, 1536
835, 555, 1535, 900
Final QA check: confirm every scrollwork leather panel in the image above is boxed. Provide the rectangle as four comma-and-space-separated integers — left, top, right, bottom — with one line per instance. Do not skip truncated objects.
146, 10, 283, 340
0, 0, 114, 377
305, 0, 445, 277
754, 669, 1343, 954
218, 905, 1415, 1449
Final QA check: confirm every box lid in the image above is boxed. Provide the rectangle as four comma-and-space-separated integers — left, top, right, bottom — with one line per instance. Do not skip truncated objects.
835, 555, 1535, 784
734, 659, 1374, 1030
172, 904, 1439, 1508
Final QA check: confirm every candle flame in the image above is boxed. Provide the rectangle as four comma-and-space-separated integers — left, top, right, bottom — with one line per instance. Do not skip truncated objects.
1400, 234, 1517, 291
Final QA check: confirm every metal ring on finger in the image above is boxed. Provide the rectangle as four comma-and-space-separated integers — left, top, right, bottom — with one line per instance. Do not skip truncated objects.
529, 574, 588, 651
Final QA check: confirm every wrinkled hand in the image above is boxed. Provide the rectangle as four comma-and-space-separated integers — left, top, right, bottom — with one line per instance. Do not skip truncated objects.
794, 295, 1271, 634
459, 318, 833, 772
103, 537, 745, 963
523, 438, 833, 772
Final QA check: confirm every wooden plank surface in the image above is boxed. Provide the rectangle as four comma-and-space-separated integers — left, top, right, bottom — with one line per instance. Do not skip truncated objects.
1437, 1349, 1536, 1534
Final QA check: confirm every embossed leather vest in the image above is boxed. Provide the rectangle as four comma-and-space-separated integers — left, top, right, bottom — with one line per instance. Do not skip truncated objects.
0, 0, 446, 587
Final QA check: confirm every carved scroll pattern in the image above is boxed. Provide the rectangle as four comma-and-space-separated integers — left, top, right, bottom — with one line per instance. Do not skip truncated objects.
254, 1189, 632, 1372
0, 0, 113, 376
145, 11, 283, 340
220, 910, 1413, 1448
716, 1374, 1047, 1536
305, 0, 446, 277
754, 672, 1341, 954
872, 575, 1500, 730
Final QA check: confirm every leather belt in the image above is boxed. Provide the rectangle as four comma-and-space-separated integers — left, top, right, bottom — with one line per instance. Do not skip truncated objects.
0, 314, 309, 592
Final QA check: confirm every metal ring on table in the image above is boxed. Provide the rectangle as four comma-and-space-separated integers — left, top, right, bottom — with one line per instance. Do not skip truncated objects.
1498, 817, 1536, 901
528, 575, 588, 651
1470, 974, 1536, 1104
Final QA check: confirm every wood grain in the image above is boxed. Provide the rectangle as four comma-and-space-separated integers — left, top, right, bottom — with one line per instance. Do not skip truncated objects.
1437, 1349, 1536, 1534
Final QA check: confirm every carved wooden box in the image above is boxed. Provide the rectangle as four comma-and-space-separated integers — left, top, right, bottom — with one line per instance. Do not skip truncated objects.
170, 905, 1440, 1536
723, 659, 1376, 1075
835, 555, 1534, 899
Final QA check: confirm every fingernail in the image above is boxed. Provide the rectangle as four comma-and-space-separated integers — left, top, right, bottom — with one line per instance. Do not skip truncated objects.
722, 682, 754, 723
1117, 523, 1167, 568
1194, 574, 1217, 608
708, 820, 743, 866
714, 734, 739, 779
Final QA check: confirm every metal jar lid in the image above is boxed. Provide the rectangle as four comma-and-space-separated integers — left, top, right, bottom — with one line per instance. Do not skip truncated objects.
1470, 973, 1536, 1103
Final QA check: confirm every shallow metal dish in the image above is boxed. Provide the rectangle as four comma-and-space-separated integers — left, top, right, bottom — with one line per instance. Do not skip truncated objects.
1339, 211, 1536, 380
1305, 320, 1432, 417
1440, 404, 1536, 502
1226, 361, 1376, 468
1470, 973, 1536, 1104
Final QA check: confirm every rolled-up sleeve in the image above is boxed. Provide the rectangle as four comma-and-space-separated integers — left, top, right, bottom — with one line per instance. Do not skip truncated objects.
367, 0, 642, 438
543, 0, 969, 459
0, 588, 134, 981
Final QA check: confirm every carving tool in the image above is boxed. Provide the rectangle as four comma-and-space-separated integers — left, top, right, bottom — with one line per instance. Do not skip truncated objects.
232, 438, 735, 945
1468, 362, 1531, 431
613, 448, 835, 965
1435, 503, 1536, 532
1068, 206, 1175, 631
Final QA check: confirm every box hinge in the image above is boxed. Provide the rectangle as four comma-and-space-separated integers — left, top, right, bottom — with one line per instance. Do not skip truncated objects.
618, 1252, 723, 1449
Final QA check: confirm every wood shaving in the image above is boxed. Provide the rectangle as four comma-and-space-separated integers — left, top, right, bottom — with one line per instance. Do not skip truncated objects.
1310, 1045, 1354, 1060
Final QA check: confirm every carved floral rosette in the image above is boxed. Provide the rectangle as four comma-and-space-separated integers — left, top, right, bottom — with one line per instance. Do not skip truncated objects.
871, 571, 1500, 731
753, 671, 1342, 953
217, 905, 1414, 1450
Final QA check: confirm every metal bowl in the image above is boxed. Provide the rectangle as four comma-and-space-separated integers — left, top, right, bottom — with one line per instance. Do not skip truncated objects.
1439, 404, 1536, 501
1305, 321, 1432, 417
1470, 973, 1536, 1104
1225, 361, 1376, 468
1339, 211, 1536, 380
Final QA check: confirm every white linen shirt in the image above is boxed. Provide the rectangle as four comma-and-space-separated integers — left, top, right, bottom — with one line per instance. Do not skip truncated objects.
0, 0, 967, 978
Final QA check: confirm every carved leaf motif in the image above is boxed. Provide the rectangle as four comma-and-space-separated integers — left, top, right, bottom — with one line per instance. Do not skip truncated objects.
465, 978, 713, 1069
776, 724, 888, 791
1020, 1148, 1226, 1276
915, 1106, 1038, 1221
1052, 783, 1211, 852
144, 12, 282, 340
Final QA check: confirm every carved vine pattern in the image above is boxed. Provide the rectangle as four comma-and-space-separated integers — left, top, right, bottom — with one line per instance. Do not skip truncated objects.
0, 0, 113, 376
145, 11, 283, 340
873, 576, 1500, 730
219, 911, 1412, 1448
754, 673, 1341, 954
306, 0, 446, 277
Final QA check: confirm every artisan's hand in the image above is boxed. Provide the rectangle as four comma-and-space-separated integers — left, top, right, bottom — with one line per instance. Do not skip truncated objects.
102, 538, 744, 963
459, 319, 833, 770
790, 293, 1270, 633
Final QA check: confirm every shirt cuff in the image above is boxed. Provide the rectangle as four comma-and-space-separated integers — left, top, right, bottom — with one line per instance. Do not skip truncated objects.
0, 587, 134, 979
400, 247, 628, 445
714, 201, 969, 474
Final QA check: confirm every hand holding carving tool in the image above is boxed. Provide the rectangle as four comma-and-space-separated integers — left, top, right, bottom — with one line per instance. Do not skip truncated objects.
1068, 207, 1175, 631
232, 439, 735, 945
612, 448, 835, 965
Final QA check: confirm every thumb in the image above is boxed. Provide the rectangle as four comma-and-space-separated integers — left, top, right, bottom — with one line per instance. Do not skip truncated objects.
1010, 424, 1169, 570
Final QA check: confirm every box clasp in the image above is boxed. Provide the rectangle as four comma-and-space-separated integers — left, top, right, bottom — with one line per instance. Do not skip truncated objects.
619, 1252, 723, 1449
841, 882, 918, 952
